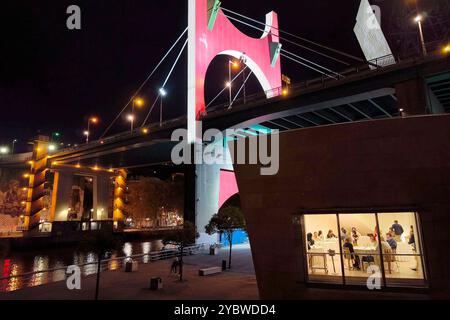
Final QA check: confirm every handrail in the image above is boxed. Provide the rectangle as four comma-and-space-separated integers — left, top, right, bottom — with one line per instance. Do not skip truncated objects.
0, 243, 206, 283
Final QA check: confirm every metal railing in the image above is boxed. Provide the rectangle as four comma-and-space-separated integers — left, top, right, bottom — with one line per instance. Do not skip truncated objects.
0, 243, 206, 292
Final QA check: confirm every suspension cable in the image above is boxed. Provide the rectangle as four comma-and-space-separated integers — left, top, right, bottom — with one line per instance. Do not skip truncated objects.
229, 70, 253, 108
280, 53, 337, 79
141, 38, 188, 127
210, 13, 339, 79
161, 38, 188, 89
206, 66, 249, 109
222, 13, 351, 67
281, 48, 343, 78
221, 7, 365, 63
141, 94, 161, 127
100, 27, 188, 139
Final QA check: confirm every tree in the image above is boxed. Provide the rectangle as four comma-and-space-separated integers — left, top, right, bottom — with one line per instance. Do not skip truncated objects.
79, 230, 123, 300
162, 221, 199, 282
205, 206, 246, 269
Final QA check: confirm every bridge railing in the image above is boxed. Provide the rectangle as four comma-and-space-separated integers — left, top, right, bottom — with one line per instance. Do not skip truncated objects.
0, 152, 33, 164
0, 243, 206, 292
206, 54, 401, 114
52, 49, 445, 149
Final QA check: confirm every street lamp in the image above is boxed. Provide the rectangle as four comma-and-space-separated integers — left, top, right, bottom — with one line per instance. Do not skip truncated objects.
127, 114, 135, 124
159, 89, 167, 127
414, 15, 427, 56
130, 97, 144, 132
444, 45, 450, 54
228, 60, 239, 107
11, 139, 18, 154
0, 146, 9, 154
85, 117, 98, 143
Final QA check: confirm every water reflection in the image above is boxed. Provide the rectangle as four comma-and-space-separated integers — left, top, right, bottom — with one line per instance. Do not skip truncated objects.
0, 240, 163, 292
123, 242, 132, 258
30, 256, 49, 287
142, 242, 151, 264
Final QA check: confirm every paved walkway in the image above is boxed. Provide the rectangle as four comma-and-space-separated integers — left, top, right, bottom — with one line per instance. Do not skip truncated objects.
0, 244, 258, 300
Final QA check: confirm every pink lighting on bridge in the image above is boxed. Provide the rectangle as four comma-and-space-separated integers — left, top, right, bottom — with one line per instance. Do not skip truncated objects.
187, 0, 282, 143
218, 169, 239, 209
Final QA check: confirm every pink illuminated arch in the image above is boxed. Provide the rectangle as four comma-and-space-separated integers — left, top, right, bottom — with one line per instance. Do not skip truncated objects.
187, 0, 282, 142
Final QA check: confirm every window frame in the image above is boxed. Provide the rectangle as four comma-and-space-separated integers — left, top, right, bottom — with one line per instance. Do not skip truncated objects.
298, 208, 428, 289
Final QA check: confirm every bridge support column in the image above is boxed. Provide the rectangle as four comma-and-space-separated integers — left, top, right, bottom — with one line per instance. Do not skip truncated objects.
23, 136, 51, 232
194, 144, 234, 245
395, 78, 428, 115
113, 169, 127, 230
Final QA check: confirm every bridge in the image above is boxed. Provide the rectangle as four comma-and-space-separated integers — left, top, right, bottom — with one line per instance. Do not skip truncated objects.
1, 0, 449, 244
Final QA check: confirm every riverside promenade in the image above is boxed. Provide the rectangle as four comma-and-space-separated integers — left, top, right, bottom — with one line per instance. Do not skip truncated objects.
0, 244, 258, 300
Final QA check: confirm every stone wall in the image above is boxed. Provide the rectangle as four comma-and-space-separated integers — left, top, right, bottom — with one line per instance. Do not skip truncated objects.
234, 115, 450, 299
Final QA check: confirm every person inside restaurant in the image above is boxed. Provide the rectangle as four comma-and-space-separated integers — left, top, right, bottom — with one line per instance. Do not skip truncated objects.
304, 212, 425, 287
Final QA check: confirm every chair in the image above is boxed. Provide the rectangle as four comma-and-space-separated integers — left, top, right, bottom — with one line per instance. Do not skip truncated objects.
383, 248, 399, 273
383, 249, 395, 274
361, 255, 375, 271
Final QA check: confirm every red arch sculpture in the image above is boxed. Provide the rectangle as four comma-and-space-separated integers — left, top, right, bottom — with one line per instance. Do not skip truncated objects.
187, 0, 282, 142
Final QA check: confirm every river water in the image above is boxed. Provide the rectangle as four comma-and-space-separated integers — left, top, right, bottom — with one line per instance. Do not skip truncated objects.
0, 240, 165, 292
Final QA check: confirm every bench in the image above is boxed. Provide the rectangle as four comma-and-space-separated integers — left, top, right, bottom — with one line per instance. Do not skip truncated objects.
198, 266, 222, 276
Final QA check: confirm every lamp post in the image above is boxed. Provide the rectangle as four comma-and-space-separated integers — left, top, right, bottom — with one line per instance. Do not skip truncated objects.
130, 98, 144, 132
240, 54, 247, 104
85, 117, 98, 143
415, 15, 427, 56
159, 88, 167, 127
11, 139, 18, 154
228, 60, 239, 107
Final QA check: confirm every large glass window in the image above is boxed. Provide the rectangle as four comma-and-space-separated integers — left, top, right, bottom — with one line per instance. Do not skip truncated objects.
302, 212, 426, 288
304, 214, 343, 284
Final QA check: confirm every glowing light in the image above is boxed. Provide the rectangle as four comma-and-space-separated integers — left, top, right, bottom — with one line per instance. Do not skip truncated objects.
0, 146, 9, 154
90, 117, 98, 123
225, 82, 231, 88
444, 45, 450, 54
83, 131, 89, 136
127, 114, 134, 122
142, 128, 149, 134
230, 60, 240, 69
93, 166, 99, 171
48, 144, 56, 152
282, 89, 288, 96
159, 88, 167, 97
108, 168, 114, 173
414, 15, 422, 23
23, 173, 30, 178
134, 98, 144, 106
75, 164, 81, 168
52, 161, 58, 165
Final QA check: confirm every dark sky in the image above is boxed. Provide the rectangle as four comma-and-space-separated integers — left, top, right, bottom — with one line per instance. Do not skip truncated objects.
1, 0, 445, 152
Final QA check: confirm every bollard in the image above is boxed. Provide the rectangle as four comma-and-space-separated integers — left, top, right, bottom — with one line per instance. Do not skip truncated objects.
150, 277, 163, 290
222, 260, 227, 271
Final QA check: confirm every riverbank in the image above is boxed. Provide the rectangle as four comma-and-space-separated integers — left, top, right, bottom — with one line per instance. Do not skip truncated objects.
0, 227, 179, 251
0, 245, 258, 300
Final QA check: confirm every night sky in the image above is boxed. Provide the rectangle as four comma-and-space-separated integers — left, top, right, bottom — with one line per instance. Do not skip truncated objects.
1, 0, 446, 152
